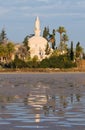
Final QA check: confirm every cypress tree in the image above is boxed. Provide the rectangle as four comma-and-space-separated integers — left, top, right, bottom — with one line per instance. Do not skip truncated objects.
70, 41, 74, 61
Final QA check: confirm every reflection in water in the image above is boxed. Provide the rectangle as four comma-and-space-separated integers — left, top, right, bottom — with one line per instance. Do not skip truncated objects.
0, 95, 14, 103
42, 93, 81, 116
35, 114, 40, 123
43, 95, 56, 115
70, 93, 74, 103
0, 88, 82, 117
76, 94, 81, 102
0, 73, 85, 130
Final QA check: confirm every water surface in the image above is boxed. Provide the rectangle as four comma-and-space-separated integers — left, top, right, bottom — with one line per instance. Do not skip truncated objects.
0, 72, 85, 130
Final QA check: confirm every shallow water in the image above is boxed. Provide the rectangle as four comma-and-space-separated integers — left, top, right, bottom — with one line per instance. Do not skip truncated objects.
0, 72, 85, 130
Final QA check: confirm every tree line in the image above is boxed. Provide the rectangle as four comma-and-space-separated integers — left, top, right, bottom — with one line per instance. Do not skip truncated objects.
0, 27, 84, 69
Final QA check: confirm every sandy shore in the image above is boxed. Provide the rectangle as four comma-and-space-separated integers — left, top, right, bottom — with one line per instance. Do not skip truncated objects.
0, 67, 85, 73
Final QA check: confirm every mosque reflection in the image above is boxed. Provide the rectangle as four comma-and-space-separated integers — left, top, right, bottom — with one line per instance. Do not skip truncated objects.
0, 81, 81, 118
23, 91, 81, 116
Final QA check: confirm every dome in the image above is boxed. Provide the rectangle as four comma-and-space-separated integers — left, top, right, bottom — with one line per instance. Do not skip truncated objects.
28, 36, 47, 60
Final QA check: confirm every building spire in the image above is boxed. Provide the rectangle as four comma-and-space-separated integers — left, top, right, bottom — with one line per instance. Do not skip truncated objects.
34, 16, 41, 36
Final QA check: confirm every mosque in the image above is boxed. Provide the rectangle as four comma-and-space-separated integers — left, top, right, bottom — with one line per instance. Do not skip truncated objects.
0, 17, 50, 63
28, 16, 49, 60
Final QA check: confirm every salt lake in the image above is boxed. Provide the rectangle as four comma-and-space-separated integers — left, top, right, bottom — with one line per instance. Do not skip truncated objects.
0, 72, 85, 130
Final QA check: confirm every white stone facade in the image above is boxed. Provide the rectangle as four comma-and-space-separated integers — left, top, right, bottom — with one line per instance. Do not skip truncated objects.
28, 16, 48, 60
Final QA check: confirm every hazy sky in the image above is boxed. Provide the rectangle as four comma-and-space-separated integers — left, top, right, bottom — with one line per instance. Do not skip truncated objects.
0, 0, 85, 48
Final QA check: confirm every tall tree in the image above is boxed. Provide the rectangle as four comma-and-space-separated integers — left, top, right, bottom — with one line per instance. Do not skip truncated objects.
76, 42, 83, 58
6, 42, 15, 61
62, 33, 69, 44
45, 43, 51, 55
17, 45, 29, 60
0, 44, 6, 57
0, 28, 7, 44
43, 26, 49, 40
60, 33, 69, 53
57, 26, 66, 51
23, 35, 31, 51
0, 43, 14, 63
70, 41, 74, 61
49, 29, 56, 49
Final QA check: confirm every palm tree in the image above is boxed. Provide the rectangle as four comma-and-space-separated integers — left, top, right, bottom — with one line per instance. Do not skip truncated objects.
57, 26, 66, 51
62, 33, 69, 44
57, 26, 66, 43
61, 33, 69, 53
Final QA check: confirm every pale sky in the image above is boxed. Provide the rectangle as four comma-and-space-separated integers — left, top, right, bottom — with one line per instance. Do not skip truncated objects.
0, 0, 85, 49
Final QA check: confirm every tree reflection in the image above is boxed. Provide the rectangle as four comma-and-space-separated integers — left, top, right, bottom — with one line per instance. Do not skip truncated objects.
60, 95, 68, 108
0, 95, 15, 109
43, 93, 81, 116
43, 105, 49, 116
0, 95, 14, 103
76, 94, 81, 102
22, 84, 81, 117
23, 94, 29, 105
43, 95, 56, 115
70, 93, 74, 103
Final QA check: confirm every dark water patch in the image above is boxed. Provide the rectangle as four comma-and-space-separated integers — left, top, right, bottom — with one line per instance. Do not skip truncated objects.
67, 118, 85, 122
0, 122, 11, 125
57, 121, 72, 127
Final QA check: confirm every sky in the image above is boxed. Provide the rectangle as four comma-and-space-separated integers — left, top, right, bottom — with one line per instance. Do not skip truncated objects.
0, 0, 85, 49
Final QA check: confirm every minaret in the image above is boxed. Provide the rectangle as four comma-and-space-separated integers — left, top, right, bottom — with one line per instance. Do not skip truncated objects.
34, 16, 41, 36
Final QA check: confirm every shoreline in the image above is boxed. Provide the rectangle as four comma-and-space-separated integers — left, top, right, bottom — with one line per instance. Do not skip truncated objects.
0, 68, 85, 73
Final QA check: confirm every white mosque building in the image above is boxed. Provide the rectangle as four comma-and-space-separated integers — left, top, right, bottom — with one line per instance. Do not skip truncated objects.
28, 16, 48, 60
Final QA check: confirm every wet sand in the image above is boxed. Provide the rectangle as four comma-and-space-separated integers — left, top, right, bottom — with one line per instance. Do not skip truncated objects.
0, 73, 85, 130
